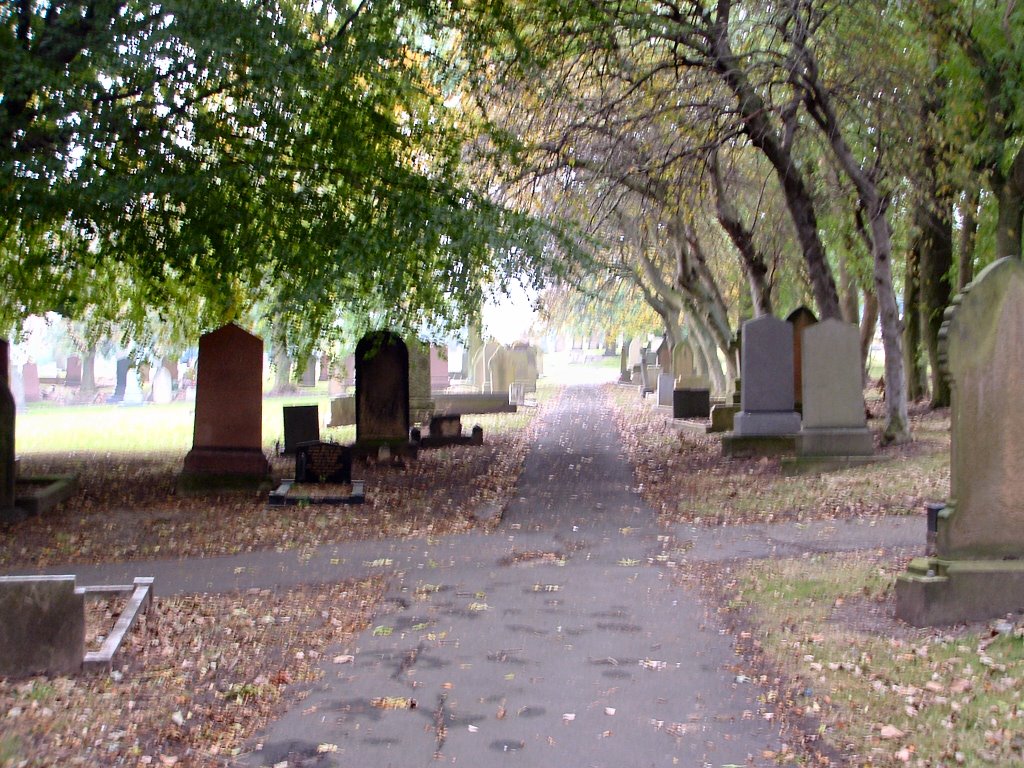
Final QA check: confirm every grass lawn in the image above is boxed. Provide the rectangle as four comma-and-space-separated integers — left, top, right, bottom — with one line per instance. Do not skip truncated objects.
17, 394, 341, 455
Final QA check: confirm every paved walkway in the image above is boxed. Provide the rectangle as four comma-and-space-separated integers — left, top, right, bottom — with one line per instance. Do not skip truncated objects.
20, 384, 927, 767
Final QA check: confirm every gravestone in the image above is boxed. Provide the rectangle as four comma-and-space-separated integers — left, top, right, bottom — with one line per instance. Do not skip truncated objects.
11, 367, 24, 411
786, 306, 818, 411
65, 356, 82, 386
619, 337, 632, 383
181, 324, 270, 485
123, 368, 144, 405
295, 442, 351, 484
328, 395, 355, 427
319, 355, 331, 382
654, 336, 672, 369
627, 338, 643, 369
408, 339, 435, 423
22, 363, 40, 402
429, 346, 449, 392
732, 316, 801, 436
283, 404, 320, 454
897, 258, 1024, 625
355, 331, 410, 444
672, 341, 712, 418
488, 346, 515, 395
151, 365, 174, 405
796, 319, 873, 457
507, 343, 539, 393
0, 340, 14, 516
0, 576, 84, 676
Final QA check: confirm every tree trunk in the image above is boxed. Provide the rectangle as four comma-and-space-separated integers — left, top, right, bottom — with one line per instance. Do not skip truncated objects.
859, 289, 879, 387
957, 187, 980, 291
994, 173, 1024, 260
709, 3, 841, 320
838, 254, 860, 324
687, 312, 730, 394
903, 246, 925, 402
917, 200, 954, 408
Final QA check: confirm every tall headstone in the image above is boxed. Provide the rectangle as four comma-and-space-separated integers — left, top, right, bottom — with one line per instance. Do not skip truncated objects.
123, 368, 144, 405
355, 331, 410, 444
507, 343, 538, 393
627, 338, 643, 369
408, 339, 435, 424
181, 324, 270, 485
619, 337, 632, 383
796, 319, 872, 457
654, 336, 672, 369
282, 404, 320, 454
896, 258, 1024, 625
151, 365, 174, 405
0, 340, 15, 516
672, 342, 712, 419
22, 363, 40, 402
65, 356, 82, 386
786, 306, 818, 411
732, 316, 801, 436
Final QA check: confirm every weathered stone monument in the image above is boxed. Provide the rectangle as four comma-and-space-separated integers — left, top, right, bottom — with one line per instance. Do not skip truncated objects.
300, 356, 317, 387
507, 343, 539, 393
722, 315, 800, 456
790, 319, 873, 467
22, 362, 40, 402
618, 337, 633, 383
672, 342, 711, 419
430, 346, 449, 392
408, 339, 435, 424
0, 576, 84, 676
897, 258, 1024, 625
181, 324, 270, 487
123, 367, 144, 405
786, 306, 818, 412
150, 364, 174, 405
355, 330, 410, 445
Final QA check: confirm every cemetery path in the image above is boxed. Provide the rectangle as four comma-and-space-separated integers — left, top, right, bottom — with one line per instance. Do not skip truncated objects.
17, 384, 926, 767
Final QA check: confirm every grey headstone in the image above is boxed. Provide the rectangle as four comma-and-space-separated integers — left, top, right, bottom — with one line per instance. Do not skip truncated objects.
123, 368, 144, 404
151, 365, 174, 404
733, 316, 800, 436
0, 576, 84, 677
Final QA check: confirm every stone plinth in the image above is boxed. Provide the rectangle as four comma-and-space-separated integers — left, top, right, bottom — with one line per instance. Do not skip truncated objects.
182, 324, 270, 486
709, 403, 740, 433
657, 373, 675, 407
897, 258, 1024, 625
0, 575, 84, 677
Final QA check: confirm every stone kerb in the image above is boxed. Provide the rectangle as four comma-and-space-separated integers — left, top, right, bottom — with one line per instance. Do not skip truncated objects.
355, 330, 410, 444
181, 323, 270, 486
796, 319, 873, 458
896, 257, 1024, 625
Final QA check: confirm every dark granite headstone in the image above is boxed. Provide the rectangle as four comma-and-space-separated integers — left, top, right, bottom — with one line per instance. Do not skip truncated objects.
295, 442, 352, 484
674, 389, 711, 419
181, 323, 270, 483
355, 331, 409, 444
282, 404, 320, 454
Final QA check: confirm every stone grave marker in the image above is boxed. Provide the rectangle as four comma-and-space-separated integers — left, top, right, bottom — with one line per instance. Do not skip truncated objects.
355, 331, 409, 444
627, 338, 643, 369
795, 319, 872, 458
786, 306, 818, 411
722, 316, 800, 455
319, 355, 331, 382
654, 335, 672, 369
408, 339, 434, 422
329, 395, 355, 426
11, 366, 24, 411
897, 257, 1024, 624
181, 324, 270, 485
151, 365, 174, 404
123, 367, 144, 405
283, 404, 320, 454
295, 441, 352, 484
619, 337, 632, 383
110, 357, 130, 403
65, 356, 82, 386
672, 342, 711, 419
0, 575, 84, 676
22, 363, 40, 402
